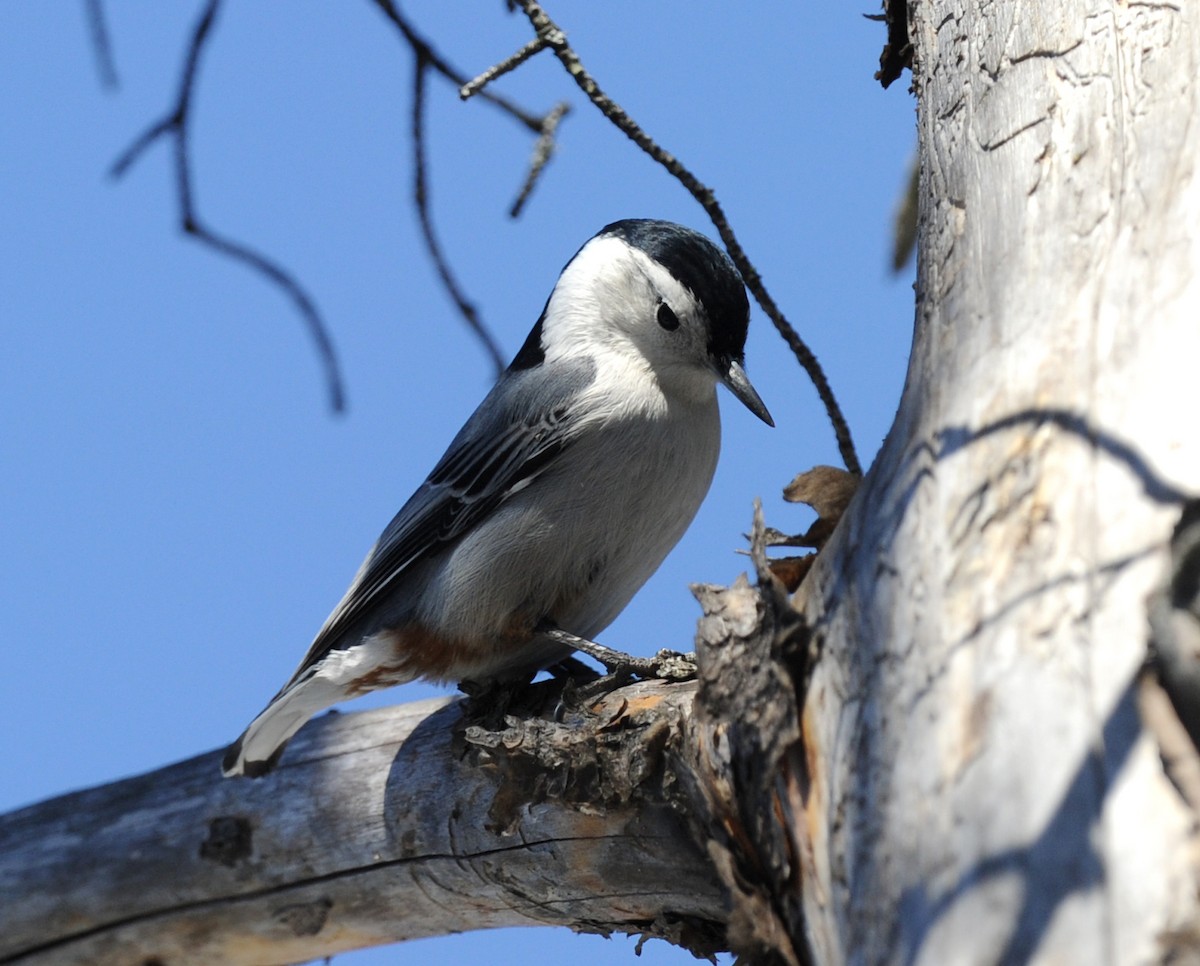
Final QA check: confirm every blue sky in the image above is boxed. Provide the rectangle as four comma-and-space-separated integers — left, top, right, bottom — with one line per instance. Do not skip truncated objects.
0, 4, 913, 963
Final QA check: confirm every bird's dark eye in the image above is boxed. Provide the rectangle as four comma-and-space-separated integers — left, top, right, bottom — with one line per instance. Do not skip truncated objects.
656, 302, 680, 331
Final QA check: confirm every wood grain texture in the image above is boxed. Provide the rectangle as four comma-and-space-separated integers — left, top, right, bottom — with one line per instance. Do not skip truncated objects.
0, 685, 726, 965
787, 1, 1200, 963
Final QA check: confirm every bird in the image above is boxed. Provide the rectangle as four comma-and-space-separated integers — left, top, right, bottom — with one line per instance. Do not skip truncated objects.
222, 218, 773, 777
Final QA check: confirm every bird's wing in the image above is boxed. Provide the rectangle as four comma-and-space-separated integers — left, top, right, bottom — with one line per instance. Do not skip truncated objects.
282, 358, 597, 683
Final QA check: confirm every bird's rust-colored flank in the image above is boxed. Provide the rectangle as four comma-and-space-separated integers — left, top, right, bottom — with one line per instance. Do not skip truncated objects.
346, 615, 541, 696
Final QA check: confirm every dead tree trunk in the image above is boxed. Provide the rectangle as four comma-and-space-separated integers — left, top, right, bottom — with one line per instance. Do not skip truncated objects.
692, 2, 1200, 963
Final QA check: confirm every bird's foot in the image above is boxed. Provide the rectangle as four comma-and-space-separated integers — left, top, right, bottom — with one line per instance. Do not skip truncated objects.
458, 674, 544, 729
545, 655, 602, 683
536, 624, 698, 720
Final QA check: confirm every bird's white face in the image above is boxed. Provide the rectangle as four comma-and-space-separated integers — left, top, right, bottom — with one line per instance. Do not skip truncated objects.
539, 235, 724, 404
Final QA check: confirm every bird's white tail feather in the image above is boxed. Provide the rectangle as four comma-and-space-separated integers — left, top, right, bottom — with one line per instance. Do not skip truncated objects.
222, 677, 342, 777
222, 637, 411, 777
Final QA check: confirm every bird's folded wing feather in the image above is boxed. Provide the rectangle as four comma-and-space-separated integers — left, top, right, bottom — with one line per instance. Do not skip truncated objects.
279, 360, 596, 685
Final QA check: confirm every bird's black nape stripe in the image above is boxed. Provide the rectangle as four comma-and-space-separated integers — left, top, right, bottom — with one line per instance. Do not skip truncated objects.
601, 219, 750, 363
509, 299, 551, 370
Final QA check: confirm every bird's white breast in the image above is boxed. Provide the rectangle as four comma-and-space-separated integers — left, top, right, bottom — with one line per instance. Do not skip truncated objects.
416, 349, 721, 652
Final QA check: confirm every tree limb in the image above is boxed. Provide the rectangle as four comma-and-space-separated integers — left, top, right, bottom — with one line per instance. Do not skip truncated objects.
82, 0, 119, 90
370, 0, 570, 362
412, 53, 506, 376
108, 1, 572, 403
0, 683, 728, 965
108, 0, 347, 414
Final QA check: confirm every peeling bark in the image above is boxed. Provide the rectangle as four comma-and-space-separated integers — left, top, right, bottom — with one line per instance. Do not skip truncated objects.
683, 571, 811, 966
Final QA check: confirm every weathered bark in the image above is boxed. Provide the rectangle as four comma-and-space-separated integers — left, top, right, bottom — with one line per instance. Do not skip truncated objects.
700, 2, 1200, 963
0, 684, 727, 965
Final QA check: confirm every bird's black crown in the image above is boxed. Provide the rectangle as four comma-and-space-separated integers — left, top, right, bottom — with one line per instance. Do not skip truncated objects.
601, 219, 750, 364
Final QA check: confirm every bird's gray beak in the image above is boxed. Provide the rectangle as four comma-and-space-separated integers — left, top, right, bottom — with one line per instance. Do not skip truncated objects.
721, 359, 774, 427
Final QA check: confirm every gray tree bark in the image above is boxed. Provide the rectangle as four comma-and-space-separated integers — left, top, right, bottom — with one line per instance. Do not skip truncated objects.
777, 1, 1200, 962
0, 685, 726, 965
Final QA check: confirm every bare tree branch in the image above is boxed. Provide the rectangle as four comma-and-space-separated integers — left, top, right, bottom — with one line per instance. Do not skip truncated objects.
457, 33, 575, 218
459, 36, 547, 100
0, 683, 729, 965
509, 100, 569, 218
412, 54, 506, 376
106, 0, 575, 399
499, 0, 863, 476
368, 0, 548, 133
108, 0, 347, 413
82, 0, 119, 90
370, 0, 570, 366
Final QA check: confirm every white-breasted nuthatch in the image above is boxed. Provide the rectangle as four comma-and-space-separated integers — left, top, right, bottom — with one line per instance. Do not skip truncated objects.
223, 219, 773, 777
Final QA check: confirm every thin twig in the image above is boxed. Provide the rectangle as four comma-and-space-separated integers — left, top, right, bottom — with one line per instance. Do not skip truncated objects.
368, 0, 572, 367
457, 33, 572, 218
109, 118, 172, 178
186, 222, 346, 408
459, 36, 548, 100
413, 55, 506, 376
510, 101, 569, 218
108, 0, 346, 412
83, 0, 119, 90
512, 0, 863, 477
369, 0, 545, 134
